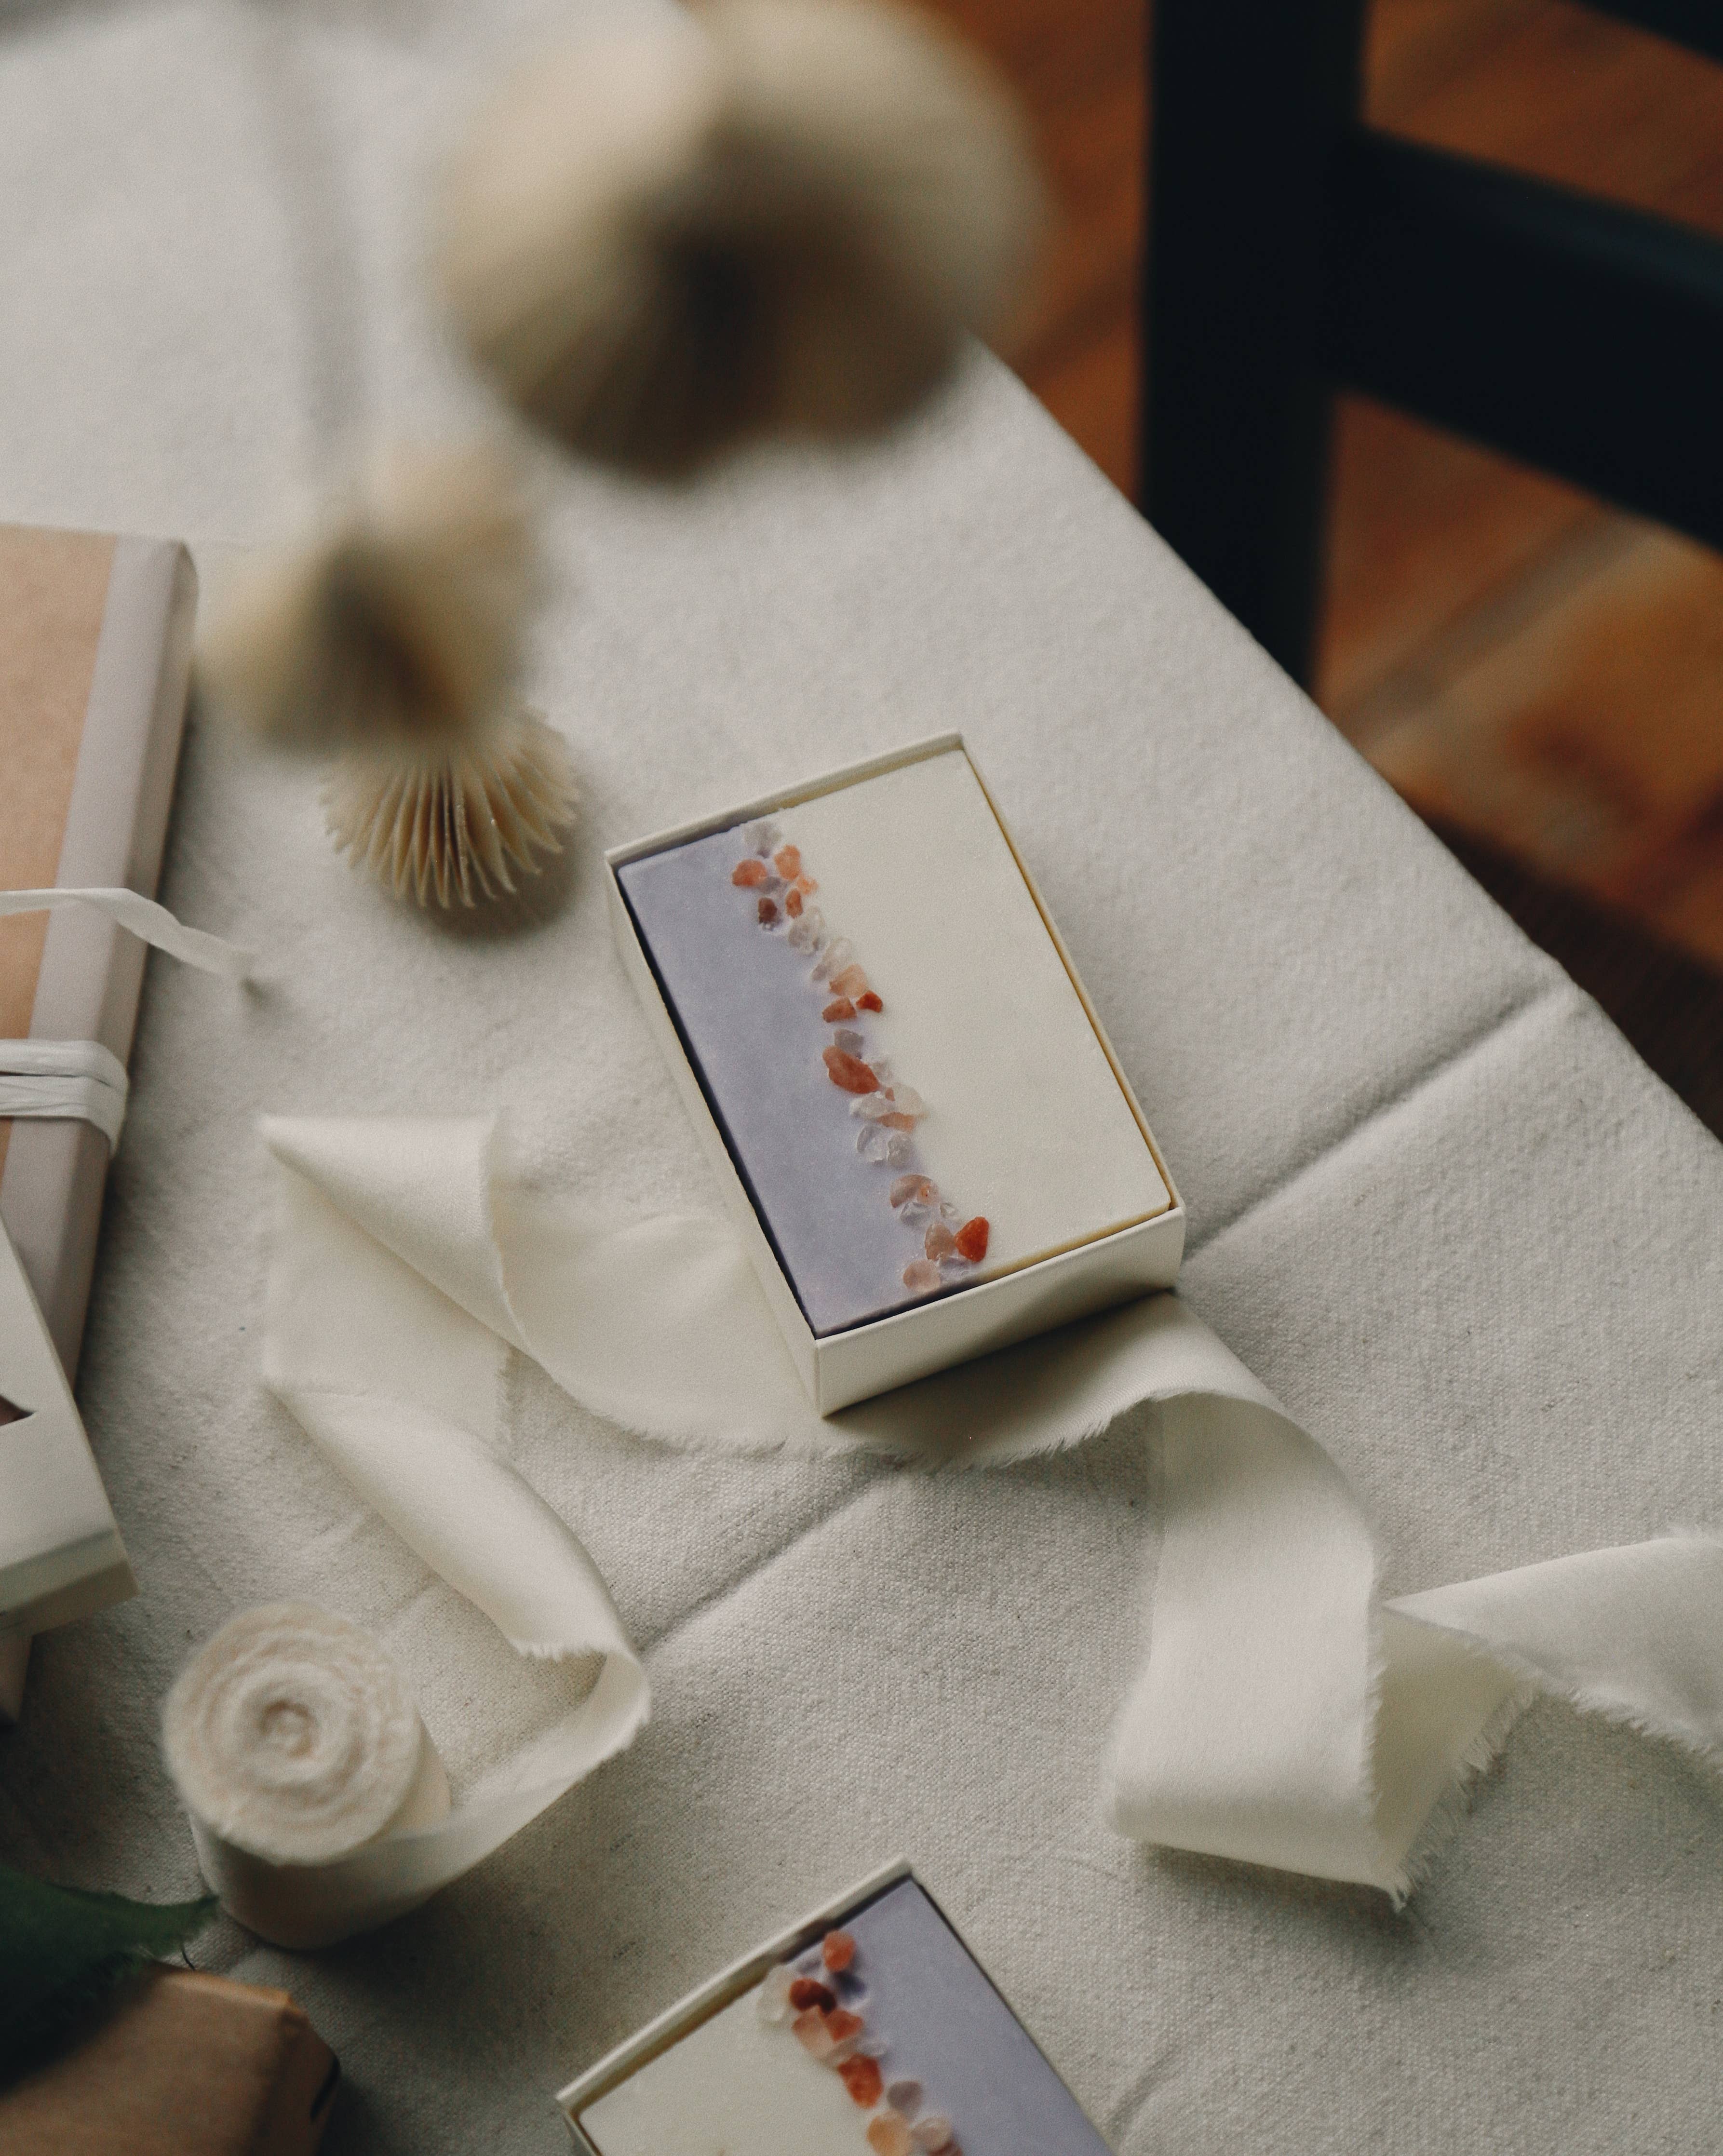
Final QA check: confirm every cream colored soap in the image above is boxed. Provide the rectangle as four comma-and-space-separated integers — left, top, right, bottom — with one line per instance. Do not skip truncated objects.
579, 1977, 864, 2156
784, 750, 1168, 1275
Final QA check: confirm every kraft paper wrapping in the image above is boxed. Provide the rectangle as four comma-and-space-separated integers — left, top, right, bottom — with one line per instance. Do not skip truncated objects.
0, 525, 198, 1377
258, 1115, 1723, 1920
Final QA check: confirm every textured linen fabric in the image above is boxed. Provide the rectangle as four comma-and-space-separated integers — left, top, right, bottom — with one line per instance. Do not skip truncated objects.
3, 3, 1723, 2153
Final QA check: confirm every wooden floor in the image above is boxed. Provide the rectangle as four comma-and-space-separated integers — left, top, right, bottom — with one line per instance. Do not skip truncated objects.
933, 0, 1723, 980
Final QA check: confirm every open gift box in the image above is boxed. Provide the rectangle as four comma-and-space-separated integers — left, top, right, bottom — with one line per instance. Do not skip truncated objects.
606, 734, 1184, 1414
558, 1859, 1112, 2155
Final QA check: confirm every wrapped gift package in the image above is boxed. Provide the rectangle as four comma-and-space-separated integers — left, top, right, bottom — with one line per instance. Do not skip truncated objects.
559, 1860, 1110, 2156
609, 735, 1183, 1411
0, 523, 198, 1376
0, 1967, 339, 2156
0, 523, 196, 1716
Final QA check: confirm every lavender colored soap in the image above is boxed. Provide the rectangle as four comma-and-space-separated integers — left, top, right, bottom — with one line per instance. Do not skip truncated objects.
617, 750, 1170, 1337
575, 1877, 1113, 2156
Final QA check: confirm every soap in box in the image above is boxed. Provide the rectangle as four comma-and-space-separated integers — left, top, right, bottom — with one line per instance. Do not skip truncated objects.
558, 1860, 1112, 2156
607, 735, 1183, 1413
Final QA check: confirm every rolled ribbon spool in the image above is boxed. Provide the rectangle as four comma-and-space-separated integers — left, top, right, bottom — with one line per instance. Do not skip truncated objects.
162, 1601, 451, 1949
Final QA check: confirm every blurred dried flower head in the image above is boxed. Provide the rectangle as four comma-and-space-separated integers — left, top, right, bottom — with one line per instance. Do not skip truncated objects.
433, 0, 1047, 477
197, 440, 539, 753
323, 704, 579, 910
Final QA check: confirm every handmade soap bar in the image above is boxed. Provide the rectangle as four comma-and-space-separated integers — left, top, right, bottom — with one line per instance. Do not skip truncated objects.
575, 1876, 1111, 2156
617, 747, 1169, 1336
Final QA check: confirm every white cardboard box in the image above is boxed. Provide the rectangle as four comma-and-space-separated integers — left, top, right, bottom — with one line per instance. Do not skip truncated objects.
606, 735, 1184, 1414
0, 1210, 134, 1714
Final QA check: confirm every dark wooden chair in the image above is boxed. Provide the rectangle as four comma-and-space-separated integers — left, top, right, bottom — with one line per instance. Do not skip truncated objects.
1141, 0, 1723, 686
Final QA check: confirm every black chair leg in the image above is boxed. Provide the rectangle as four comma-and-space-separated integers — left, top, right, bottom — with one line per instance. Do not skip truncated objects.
1142, 0, 1366, 687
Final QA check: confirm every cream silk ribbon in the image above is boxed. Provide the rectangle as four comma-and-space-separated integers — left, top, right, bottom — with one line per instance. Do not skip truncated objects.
0, 886, 254, 978
0, 1039, 131, 1148
261, 1114, 1723, 1912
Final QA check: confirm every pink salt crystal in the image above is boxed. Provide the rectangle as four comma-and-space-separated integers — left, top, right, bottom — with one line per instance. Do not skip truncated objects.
912, 2117, 955, 2151
794, 873, 818, 895
857, 991, 883, 1012
786, 888, 804, 917
793, 2008, 837, 2061
956, 1217, 990, 1263
925, 1222, 957, 1260
789, 1978, 837, 2013
773, 844, 802, 879
813, 936, 855, 983
823, 1047, 877, 1094
758, 896, 780, 926
824, 2008, 865, 2060
868, 2117, 914, 2156
757, 1965, 795, 2023
885, 2079, 922, 2115
822, 997, 857, 1022
732, 859, 767, 887
839, 2057, 885, 2108
830, 962, 870, 1000
889, 1175, 922, 1208
822, 1929, 857, 1972
881, 1112, 915, 1132
833, 1028, 865, 1054
902, 1259, 941, 1294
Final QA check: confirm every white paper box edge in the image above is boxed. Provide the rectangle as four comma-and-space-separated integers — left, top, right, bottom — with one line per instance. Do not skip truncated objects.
605, 735, 1185, 1414
556, 1857, 915, 2139
0, 1213, 135, 1647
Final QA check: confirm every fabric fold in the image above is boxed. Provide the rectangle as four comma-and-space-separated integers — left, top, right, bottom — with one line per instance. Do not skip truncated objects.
252, 1117, 647, 1947
261, 1114, 1723, 1907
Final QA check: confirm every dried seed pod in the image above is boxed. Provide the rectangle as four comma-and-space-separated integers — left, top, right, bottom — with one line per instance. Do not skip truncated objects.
323, 704, 578, 910
434, 0, 1046, 475
198, 441, 538, 752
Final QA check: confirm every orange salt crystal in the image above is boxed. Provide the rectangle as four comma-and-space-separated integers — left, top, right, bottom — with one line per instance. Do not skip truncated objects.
732, 859, 767, 887
839, 2057, 884, 2107
822, 1929, 856, 1972
786, 889, 804, 917
857, 991, 883, 1012
822, 997, 857, 1022
773, 844, 802, 879
794, 873, 818, 895
830, 963, 869, 999
823, 1047, 877, 1093
789, 1978, 836, 2013
956, 1216, 990, 1263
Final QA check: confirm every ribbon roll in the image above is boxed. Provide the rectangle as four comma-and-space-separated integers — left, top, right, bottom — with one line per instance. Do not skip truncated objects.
164, 1602, 454, 1949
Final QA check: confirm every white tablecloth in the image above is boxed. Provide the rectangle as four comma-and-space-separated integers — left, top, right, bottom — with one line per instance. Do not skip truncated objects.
4, 4, 1722, 2151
